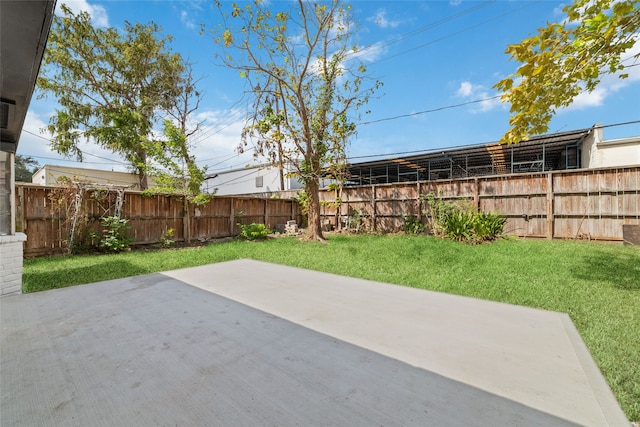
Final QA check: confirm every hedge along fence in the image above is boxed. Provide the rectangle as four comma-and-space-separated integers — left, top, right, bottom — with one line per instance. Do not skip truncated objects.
318, 166, 640, 242
15, 183, 303, 258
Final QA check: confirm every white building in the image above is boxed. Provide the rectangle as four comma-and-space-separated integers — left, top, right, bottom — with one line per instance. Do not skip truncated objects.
204, 163, 304, 196
32, 165, 150, 189
582, 126, 640, 169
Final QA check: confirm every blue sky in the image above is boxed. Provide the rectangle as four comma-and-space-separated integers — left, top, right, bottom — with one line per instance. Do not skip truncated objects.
19, 0, 640, 174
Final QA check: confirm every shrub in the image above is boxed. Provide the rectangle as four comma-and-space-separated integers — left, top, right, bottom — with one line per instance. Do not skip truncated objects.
159, 228, 175, 248
402, 214, 426, 234
238, 222, 271, 240
99, 216, 133, 253
345, 208, 367, 233
422, 192, 505, 243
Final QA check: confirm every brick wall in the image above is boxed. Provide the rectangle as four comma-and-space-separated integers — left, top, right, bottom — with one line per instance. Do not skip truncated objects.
0, 233, 27, 295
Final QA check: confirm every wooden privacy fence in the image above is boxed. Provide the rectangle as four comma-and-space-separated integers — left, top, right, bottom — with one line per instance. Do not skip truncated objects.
15, 184, 302, 257
319, 166, 640, 242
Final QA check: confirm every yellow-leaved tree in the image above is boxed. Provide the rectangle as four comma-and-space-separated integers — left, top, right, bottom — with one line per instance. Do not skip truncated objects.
495, 0, 639, 143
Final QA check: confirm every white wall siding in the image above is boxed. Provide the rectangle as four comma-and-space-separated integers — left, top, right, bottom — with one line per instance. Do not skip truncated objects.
205, 164, 303, 196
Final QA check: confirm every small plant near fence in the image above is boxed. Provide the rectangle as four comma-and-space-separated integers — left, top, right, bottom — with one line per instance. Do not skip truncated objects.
345, 208, 368, 233
159, 228, 175, 248
238, 222, 271, 240
402, 214, 426, 234
98, 216, 133, 253
421, 192, 505, 243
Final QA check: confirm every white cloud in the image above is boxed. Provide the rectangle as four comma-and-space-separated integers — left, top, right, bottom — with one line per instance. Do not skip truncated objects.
181, 10, 196, 30
55, 1, 109, 28
188, 109, 257, 171
367, 9, 401, 29
18, 111, 130, 172
20, 107, 254, 173
449, 0, 462, 6
562, 33, 640, 111
456, 81, 502, 112
456, 81, 474, 97
352, 41, 388, 63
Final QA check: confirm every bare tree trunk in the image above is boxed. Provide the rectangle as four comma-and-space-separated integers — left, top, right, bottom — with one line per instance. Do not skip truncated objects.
137, 151, 149, 190
305, 179, 325, 242
183, 196, 192, 244
139, 172, 149, 191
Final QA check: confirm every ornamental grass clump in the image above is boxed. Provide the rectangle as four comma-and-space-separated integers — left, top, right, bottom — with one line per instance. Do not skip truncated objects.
422, 192, 505, 243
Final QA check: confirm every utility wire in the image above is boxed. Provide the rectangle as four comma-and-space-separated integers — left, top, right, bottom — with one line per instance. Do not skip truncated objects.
360, 95, 502, 125
347, 119, 640, 161
22, 129, 129, 165
349, 0, 496, 61
363, 1, 540, 66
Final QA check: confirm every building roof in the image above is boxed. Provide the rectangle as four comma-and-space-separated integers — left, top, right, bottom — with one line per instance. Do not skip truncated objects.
344, 127, 592, 185
1, 1, 56, 152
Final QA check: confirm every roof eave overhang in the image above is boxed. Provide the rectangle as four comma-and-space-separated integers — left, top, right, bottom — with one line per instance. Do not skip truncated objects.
0, 0, 56, 153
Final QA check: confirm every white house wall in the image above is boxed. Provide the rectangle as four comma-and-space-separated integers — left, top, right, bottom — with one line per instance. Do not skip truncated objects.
582, 127, 640, 168
32, 165, 147, 189
205, 165, 303, 196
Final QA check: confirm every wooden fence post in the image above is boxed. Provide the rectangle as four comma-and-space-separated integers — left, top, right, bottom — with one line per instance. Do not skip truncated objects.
183, 196, 191, 243
546, 172, 554, 239
371, 185, 376, 231
229, 197, 235, 236
474, 177, 480, 211
416, 181, 421, 220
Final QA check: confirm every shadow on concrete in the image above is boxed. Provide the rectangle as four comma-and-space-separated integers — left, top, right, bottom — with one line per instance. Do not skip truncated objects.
3, 274, 580, 427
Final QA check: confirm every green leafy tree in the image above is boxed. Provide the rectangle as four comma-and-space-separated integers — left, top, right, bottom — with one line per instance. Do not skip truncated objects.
495, 0, 639, 143
14, 155, 40, 182
37, 5, 185, 189
145, 65, 208, 200
147, 120, 207, 199
211, 0, 381, 242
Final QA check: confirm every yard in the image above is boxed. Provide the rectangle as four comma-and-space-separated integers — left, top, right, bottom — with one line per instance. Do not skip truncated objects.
22, 235, 640, 422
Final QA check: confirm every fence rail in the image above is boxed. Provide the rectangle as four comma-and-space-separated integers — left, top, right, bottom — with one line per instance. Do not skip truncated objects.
15, 184, 302, 258
15, 166, 640, 257
318, 166, 640, 241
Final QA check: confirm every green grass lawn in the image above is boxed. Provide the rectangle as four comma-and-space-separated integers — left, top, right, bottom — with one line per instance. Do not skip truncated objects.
23, 235, 640, 421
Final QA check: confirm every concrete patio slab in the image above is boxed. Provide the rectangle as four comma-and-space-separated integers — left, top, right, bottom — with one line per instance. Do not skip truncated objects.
1, 259, 629, 426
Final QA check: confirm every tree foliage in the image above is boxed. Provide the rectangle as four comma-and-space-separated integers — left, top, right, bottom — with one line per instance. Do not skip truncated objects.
495, 0, 640, 143
37, 5, 185, 189
144, 65, 208, 202
211, 0, 381, 241
15, 155, 40, 183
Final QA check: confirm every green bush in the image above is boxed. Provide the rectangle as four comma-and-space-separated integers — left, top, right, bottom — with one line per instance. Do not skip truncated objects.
402, 214, 426, 234
159, 228, 175, 248
474, 211, 507, 241
99, 216, 133, 253
422, 192, 505, 243
238, 222, 271, 240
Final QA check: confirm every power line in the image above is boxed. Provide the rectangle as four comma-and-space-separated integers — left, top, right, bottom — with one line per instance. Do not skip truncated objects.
363, 1, 540, 66
22, 129, 129, 165
360, 95, 502, 125
18, 154, 121, 166
349, 0, 496, 61
347, 119, 640, 162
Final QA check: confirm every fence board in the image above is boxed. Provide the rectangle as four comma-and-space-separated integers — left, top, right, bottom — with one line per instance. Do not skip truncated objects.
321, 167, 639, 242
16, 185, 301, 257
15, 167, 640, 257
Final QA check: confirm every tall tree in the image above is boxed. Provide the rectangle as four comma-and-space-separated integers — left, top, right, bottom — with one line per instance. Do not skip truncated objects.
14, 155, 40, 183
37, 5, 185, 189
146, 64, 208, 200
212, 0, 380, 241
494, 0, 640, 143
